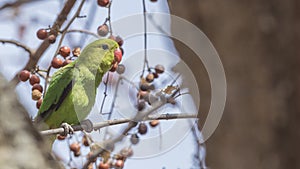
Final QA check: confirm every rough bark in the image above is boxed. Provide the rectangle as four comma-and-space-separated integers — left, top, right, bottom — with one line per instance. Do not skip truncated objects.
170, 0, 299, 168
0, 75, 63, 169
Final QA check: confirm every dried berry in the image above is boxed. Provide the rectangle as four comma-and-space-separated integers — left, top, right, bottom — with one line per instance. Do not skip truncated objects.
82, 136, 89, 146
138, 90, 149, 99
36, 98, 43, 109
97, 24, 109, 37
137, 100, 146, 111
72, 47, 81, 57
153, 72, 159, 78
70, 142, 81, 152
19, 70, 30, 82
120, 147, 133, 157
48, 34, 56, 44
115, 36, 124, 46
98, 161, 110, 169
59, 46, 71, 58
116, 64, 125, 74
29, 74, 40, 85
32, 89, 42, 101
51, 57, 63, 68
155, 64, 165, 74
138, 123, 148, 135
97, 0, 110, 7
32, 84, 43, 93
140, 83, 150, 91
74, 151, 81, 157
146, 73, 154, 83
87, 152, 97, 163
36, 29, 48, 40
130, 134, 139, 145
149, 120, 159, 127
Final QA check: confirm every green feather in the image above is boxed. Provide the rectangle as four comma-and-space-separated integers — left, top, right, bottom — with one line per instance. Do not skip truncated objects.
36, 39, 119, 131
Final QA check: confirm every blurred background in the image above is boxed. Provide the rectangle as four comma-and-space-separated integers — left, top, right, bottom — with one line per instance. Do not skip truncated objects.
1, 0, 299, 169
170, 0, 300, 168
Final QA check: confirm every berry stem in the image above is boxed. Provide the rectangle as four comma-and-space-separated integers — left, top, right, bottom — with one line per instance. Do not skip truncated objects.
141, 0, 150, 78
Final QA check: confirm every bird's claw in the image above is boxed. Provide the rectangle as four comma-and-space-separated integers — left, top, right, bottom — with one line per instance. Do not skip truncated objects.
60, 123, 74, 136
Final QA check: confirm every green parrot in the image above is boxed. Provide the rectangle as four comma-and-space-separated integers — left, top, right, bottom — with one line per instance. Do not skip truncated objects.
35, 39, 120, 133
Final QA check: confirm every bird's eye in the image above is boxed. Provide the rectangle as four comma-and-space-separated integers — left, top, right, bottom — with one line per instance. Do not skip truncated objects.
101, 44, 109, 50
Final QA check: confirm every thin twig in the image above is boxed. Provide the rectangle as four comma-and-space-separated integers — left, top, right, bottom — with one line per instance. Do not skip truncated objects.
0, 0, 39, 10
67, 29, 100, 39
0, 39, 33, 57
140, 0, 150, 78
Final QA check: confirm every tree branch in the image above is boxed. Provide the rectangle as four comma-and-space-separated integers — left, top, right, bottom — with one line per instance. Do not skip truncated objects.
0, 0, 39, 10
0, 39, 33, 56
40, 113, 197, 136
9, 0, 77, 86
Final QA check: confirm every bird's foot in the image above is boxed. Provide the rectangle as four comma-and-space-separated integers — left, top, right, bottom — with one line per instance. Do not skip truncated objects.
60, 123, 74, 136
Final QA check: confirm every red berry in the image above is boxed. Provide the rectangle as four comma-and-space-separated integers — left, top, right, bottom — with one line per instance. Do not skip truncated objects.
51, 57, 63, 68
59, 46, 71, 58
110, 62, 118, 72
36, 29, 48, 40
115, 36, 124, 46
36, 98, 43, 109
114, 160, 124, 168
114, 48, 122, 63
149, 120, 159, 127
57, 134, 66, 140
138, 123, 148, 135
19, 70, 30, 82
32, 84, 43, 93
97, 0, 110, 7
98, 161, 110, 169
70, 142, 81, 152
97, 24, 109, 37
29, 75, 40, 86
48, 34, 56, 44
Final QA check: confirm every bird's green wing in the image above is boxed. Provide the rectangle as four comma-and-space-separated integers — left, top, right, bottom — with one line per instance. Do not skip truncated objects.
36, 60, 77, 124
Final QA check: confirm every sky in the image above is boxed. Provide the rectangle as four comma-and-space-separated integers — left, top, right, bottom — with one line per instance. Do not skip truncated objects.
0, 0, 206, 168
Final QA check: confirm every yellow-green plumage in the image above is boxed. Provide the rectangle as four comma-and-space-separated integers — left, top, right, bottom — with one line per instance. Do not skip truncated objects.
36, 39, 119, 130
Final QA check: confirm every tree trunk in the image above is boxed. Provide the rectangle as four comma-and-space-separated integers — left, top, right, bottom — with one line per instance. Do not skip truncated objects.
0, 75, 63, 169
170, 0, 300, 168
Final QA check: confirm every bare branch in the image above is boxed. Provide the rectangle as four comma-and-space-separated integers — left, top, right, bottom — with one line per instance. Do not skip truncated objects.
0, 39, 33, 57
40, 113, 197, 136
0, 0, 39, 10
9, 0, 77, 85
67, 29, 100, 38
